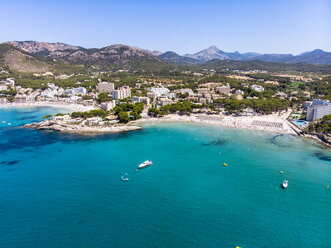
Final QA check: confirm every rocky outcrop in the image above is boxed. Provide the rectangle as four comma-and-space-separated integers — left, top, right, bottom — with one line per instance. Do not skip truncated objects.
24, 120, 142, 133
8, 41, 79, 55
304, 133, 331, 147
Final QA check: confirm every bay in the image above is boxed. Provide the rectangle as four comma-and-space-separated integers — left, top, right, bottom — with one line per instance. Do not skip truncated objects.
0, 107, 330, 248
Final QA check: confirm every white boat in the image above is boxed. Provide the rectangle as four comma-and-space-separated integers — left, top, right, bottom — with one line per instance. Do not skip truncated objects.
138, 160, 152, 169
282, 180, 288, 188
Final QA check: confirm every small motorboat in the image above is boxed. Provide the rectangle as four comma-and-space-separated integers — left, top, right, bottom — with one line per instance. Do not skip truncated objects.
282, 180, 288, 188
138, 160, 152, 170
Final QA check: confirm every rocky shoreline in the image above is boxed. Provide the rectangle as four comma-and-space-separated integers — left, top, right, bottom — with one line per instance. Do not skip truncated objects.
24, 119, 142, 134
302, 133, 331, 148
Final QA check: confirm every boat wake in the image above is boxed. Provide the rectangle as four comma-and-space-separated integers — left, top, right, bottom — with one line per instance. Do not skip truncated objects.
121, 173, 129, 181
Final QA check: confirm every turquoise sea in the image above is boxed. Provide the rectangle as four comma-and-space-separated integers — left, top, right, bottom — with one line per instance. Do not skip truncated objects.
0, 107, 330, 248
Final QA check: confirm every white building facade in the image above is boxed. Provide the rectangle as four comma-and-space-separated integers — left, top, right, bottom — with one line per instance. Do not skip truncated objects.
306, 99, 331, 121
97, 82, 115, 93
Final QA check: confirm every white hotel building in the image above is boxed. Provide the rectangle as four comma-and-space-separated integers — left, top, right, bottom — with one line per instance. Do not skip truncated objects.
306, 99, 331, 121
112, 86, 131, 100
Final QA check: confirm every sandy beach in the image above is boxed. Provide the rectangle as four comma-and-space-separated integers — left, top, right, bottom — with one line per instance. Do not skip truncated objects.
133, 110, 299, 135
0, 102, 97, 112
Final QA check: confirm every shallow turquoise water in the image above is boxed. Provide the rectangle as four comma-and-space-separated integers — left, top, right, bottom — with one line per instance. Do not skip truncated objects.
0, 108, 330, 248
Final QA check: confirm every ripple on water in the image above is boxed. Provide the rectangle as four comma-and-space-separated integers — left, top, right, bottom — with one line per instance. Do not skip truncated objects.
0, 160, 20, 166
314, 151, 331, 162
202, 138, 227, 146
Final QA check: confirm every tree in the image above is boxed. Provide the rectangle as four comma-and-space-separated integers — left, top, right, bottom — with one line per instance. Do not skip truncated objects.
82, 95, 93, 100
130, 111, 141, 120
97, 92, 111, 103
42, 114, 52, 119
148, 107, 159, 117
118, 111, 129, 123
7, 96, 14, 102
71, 109, 106, 118
113, 106, 123, 115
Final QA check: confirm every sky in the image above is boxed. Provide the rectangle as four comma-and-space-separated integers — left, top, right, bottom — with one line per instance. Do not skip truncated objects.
0, 0, 330, 55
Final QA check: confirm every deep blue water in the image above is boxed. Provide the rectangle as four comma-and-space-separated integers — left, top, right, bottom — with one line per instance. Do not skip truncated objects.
0, 107, 330, 248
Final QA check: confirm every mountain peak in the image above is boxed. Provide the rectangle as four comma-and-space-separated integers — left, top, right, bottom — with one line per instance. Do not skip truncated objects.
205, 45, 221, 52
311, 49, 325, 54
183, 45, 228, 62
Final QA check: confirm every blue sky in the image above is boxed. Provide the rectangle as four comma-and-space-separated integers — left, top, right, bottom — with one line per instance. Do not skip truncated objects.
0, 0, 330, 54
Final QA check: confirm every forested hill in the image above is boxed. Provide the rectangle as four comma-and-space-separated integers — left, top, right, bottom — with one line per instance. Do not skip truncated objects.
200, 59, 331, 74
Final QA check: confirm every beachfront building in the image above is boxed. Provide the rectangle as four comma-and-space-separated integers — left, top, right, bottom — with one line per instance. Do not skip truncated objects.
14, 95, 27, 103
101, 100, 116, 111
306, 99, 331, 121
27, 91, 40, 102
147, 92, 157, 99
159, 97, 173, 106
132, 96, 150, 105
86, 117, 103, 126
0, 98, 7, 104
303, 101, 312, 110
73, 87, 87, 95
112, 86, 131, 100
148, 87, 170, 97
97, 82, 114, 93
41, 88, 63, 98
69, 95, 81, 102
251, 84, 264, 92
65, 87, 87, 96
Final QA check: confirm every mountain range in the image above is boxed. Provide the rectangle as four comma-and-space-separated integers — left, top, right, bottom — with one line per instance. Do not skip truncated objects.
0, 41, 330, 74
7, 41, 331, 66
8, 41, 162, 66
161, 45, 331, 65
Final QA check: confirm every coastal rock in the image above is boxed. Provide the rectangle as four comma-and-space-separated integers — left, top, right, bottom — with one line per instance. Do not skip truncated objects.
24, 120, 142, 134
